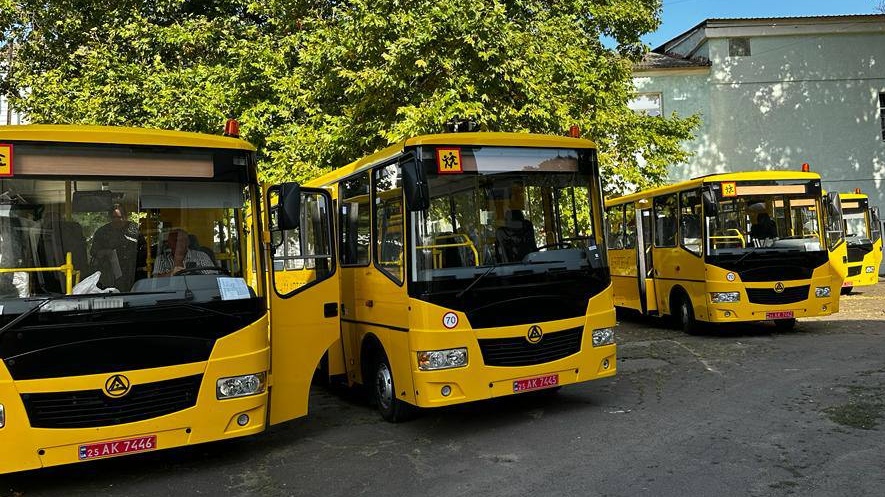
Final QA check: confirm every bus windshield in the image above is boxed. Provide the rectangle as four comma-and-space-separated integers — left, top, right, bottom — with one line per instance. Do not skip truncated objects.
410, 147, 606, 285
0, 177, 255, 312
842, 198, 871, 244
705, 179, 825, 255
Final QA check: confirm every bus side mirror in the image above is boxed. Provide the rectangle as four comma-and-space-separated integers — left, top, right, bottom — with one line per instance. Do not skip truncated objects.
702, 190, 718, 217
400, 155, 429, 211
276, 182, 301, 231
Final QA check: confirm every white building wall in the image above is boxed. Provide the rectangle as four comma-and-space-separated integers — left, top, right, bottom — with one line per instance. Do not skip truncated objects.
635, 28, 885, 209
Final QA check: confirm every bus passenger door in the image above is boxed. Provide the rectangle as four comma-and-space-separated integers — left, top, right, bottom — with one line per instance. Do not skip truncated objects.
637, 208, 658, 314
266, 186, 340, 425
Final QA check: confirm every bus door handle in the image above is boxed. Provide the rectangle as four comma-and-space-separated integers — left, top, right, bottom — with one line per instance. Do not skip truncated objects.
365, 300, 374, 308
324, 302, 338, 318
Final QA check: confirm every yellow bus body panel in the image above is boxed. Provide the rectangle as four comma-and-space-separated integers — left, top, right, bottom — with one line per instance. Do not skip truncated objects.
0, 315, 269, 474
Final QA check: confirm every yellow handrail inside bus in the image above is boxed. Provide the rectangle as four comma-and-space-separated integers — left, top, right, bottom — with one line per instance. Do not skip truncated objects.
0, 252, 78, 294
416, 234, 480, 268
710, 229, 746, 248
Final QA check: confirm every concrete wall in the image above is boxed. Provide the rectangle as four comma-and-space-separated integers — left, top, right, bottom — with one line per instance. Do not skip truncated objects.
635, 29, 885, 209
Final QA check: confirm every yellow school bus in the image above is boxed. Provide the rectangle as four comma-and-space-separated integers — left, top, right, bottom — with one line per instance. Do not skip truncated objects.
838, 190, 882, 293
271, 132, 616, 421
0, 125, 337, 473
605, 171, 844, 333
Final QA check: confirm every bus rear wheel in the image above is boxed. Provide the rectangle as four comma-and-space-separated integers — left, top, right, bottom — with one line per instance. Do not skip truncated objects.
372, 353, 417, 423
840, 287, 853, 296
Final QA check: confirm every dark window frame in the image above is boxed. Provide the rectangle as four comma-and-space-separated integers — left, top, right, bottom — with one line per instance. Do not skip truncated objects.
338, 171, 372, 267
653, 193, 678, 248
372, 161, 405, 286
679, 189, 703, 257
729, 37, 751, 57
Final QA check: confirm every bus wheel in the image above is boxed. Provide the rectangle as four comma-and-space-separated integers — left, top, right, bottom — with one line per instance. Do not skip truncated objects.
840, 287, 852, 296
677, 296, 701, 335
372, 354, 416, 423
774, 318, 796, 331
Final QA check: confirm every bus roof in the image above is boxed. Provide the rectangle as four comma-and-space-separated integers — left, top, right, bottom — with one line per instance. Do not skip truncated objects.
838, 192, 868, 201
605, 170, 821, 207
307, 132, 597, 187
0, 125, 256, 152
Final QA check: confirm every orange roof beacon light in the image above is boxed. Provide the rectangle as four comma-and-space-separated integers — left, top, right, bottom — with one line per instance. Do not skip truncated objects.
801, 162, 810, 172
854, 187, 862, 194
568, 125, 581, 138
223, 118, 240, 138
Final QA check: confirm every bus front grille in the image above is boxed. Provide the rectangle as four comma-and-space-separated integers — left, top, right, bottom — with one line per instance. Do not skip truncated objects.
478, 327, 583, 367
847, 266, 862, 277
745, 285, 810, 305
21, 374, 202, 429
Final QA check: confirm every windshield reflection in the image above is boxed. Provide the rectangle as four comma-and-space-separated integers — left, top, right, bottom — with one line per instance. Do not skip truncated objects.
706, 181, 825, 255
0, 178, 254, 305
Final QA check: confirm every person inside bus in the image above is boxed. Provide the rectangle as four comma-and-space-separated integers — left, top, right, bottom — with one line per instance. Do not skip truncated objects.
154, 228, 215, 277
750, 212, 778, 244
495, 209, 537, 262
91, 203, 147, 291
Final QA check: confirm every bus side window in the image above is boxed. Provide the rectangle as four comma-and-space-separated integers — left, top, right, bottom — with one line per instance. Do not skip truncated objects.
653, 193, 678, 247
340, 173, 371, 266
373, 163, 404, 283
624, 203, 636, 249
679, 189, 702, 255
269, 191, 334, 295
605, 205, 625, 250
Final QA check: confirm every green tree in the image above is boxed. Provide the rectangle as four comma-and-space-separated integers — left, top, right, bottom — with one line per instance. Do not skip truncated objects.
1, 0, 698, 193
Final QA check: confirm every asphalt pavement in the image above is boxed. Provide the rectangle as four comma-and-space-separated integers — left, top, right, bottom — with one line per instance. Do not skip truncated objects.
4, 281, 885, 497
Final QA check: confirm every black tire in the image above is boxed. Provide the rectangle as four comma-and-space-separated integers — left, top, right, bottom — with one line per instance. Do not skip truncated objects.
840, 287, 853, 296
676, 295, 701, 335
774, 318, 797, 331
372, 352, 417, 423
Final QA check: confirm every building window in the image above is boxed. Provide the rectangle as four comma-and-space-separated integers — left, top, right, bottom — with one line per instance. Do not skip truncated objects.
628, 92, 662, 117
879, 92, 885, 141
729, 37, 751, 57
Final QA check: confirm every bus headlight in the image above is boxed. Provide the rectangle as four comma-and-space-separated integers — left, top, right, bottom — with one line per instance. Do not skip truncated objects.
865, 266, 875, 274
417, 348, 468, 371
216, 373, 266, 400
592, 328, 615, 347
710, 292, 740, 303
815, 286, 831, 298
0, 404, 5, 428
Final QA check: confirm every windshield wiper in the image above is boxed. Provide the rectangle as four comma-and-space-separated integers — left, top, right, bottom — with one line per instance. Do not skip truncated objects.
149, 300, 242, 320
456, 265, 497, 299
0, 295, 68, 340
454, 261, 533, 298
0, 291, 183, 341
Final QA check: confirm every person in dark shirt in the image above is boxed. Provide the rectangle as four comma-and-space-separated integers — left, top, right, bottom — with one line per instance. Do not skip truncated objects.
750, 212, 778, 242
90, 204, 146, 291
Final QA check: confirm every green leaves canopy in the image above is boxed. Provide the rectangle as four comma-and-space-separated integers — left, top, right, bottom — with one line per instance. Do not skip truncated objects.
1, 0, 698, 193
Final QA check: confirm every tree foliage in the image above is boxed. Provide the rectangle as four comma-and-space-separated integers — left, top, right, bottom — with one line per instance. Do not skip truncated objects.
0, 0, 698, 193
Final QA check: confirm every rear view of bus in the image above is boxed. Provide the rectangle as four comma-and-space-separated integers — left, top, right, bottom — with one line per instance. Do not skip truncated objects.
838, 190, 882, 293
0, 126, 271, 473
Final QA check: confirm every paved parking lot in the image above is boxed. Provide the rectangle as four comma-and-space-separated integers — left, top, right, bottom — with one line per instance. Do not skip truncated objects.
3, 281, 885, 497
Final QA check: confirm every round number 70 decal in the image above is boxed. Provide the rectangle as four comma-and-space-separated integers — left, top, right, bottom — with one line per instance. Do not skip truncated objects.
442, 312, 459, 329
